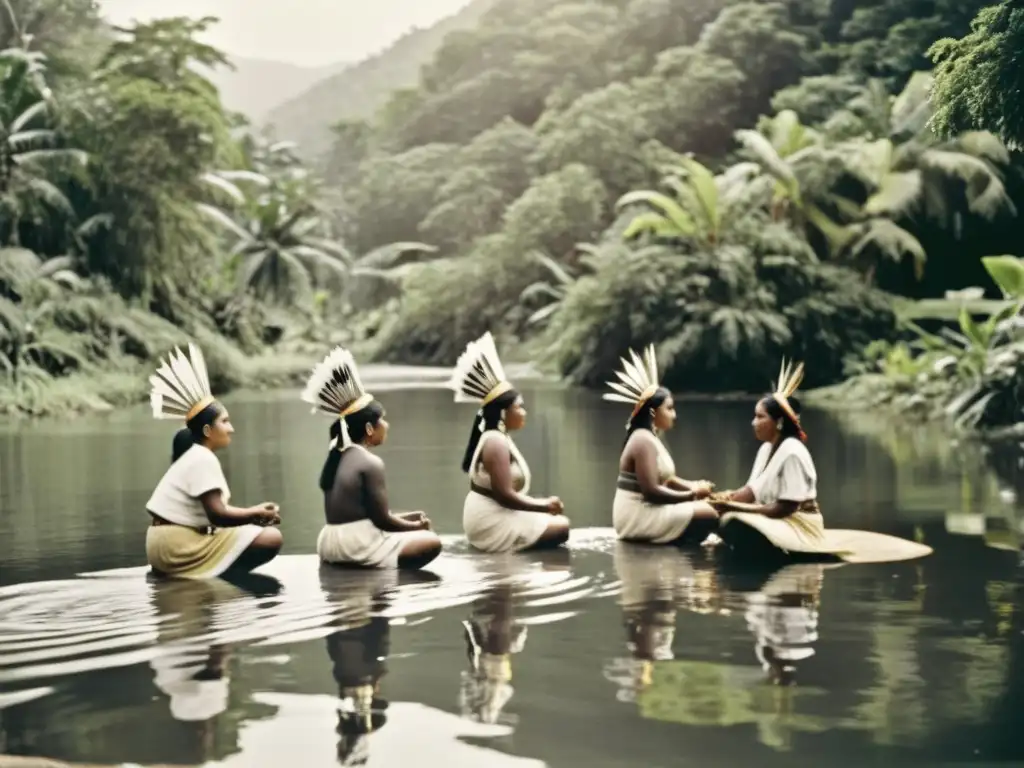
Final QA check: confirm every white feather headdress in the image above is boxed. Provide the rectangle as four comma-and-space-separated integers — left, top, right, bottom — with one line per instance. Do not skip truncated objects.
447, 332, 513, 407
301, 346, 374, 450
772, 357, 806, 439
149, 342, 216, 422
602, 345, 660, 427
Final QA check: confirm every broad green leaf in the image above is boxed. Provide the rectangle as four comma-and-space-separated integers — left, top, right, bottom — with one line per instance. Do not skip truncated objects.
981, 255, 1024, 298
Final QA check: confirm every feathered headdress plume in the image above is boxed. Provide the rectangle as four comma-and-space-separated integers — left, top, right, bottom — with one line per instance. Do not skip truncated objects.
773, 358, 806, 441
602, 344, 660, 428
150, 342, 216, 422
301, 346, 373, 450
447, 332, 513, 412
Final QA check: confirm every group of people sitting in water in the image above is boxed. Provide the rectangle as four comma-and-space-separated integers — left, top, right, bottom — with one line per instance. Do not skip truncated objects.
144, 333, 931, 581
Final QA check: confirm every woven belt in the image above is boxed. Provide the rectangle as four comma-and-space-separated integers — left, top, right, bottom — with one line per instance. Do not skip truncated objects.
616, 472, 642, 493
150, 515, 215, 535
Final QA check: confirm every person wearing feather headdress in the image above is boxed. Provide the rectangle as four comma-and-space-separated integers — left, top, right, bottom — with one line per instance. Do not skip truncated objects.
303, 346, 443, 570
449, 332, 570, 553
708, 359, 932, 563
606, 345, 720, 546
145, 343, 283, 579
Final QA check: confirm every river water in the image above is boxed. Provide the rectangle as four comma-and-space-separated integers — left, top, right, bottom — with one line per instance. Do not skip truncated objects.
0, 374, 1022, 767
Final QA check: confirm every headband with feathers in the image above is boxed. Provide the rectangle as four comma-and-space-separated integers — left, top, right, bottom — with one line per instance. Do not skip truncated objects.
301, 346, 374, 451
602, 345, 660, 428
149, 342, 216, 422
773, 358, 806, 441
448, 332, 514, 412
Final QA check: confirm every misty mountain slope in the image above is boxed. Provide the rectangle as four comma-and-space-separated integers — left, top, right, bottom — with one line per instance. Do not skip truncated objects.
204, 56, 349, 122
264, 0, 497, 157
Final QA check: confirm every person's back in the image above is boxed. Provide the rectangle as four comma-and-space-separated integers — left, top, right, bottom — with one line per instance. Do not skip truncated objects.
324, 444, 379, 526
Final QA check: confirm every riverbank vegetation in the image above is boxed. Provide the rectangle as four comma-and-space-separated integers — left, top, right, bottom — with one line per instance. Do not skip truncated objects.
0, 2, 424, 415
2, 0, 1023, 432
323, 0, 1023, 421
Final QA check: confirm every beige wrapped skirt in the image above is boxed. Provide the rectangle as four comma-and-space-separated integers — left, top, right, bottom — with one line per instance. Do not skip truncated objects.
462, 490, 559, 553
612, 489, 697, 544
317, 519, 435, 568
720, 507, 933, 563
145, 523, 263, 579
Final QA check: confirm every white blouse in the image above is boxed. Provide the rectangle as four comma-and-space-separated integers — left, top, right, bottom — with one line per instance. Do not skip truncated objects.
146, 444, 231, 528
746, 437, 817, 505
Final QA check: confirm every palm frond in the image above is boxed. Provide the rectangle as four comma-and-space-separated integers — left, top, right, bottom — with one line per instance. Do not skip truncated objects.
9, 99, 47, 133
848, 219, 926, 278
356, 241, 438, 270
864, 170, 923, 217
617, 190, 696, 237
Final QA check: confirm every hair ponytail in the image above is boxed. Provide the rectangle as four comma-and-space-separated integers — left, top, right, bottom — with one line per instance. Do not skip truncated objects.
460, 389, 519, 473
318, 401, 385, 492
319, 421, 344, 492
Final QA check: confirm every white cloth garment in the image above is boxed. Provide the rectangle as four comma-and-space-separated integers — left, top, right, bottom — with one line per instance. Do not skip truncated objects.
146, 444, 231, 528
462, 430, 560, 553
317, 519, 436, 568
746, 437, 817, 504
613, 435, 697, 544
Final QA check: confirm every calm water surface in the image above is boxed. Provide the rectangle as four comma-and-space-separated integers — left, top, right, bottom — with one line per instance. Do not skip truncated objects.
0, 376, 1022, 767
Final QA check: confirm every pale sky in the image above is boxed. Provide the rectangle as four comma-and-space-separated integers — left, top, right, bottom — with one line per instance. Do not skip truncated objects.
98, 0, 474, 67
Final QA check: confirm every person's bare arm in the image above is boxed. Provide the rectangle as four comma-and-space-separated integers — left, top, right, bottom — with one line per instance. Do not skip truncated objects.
480, 438, 552, 513
632, 437, 696, 505
711, 484, 796, 518
712, 497, 798, 518
728, 486, 755, 503
199, 490, 276, 527
363, 458, 426, 532
666, 476, 714, 496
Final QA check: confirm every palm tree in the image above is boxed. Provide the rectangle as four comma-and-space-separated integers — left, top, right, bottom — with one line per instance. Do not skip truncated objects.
612, 161, 806, 378
833, 71, 1016, 278
616, 156, 762, 246
0, 47, 86, 246
734, 110, 852, 253
198, 181, 351, 304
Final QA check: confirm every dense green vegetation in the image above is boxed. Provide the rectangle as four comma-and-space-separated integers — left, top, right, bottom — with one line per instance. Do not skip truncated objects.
3, 0, 1024, 433
315, 0, 1023, 410
823, 254, 1024, 436
928, 0, 1024, 150
0, 2, 416, 415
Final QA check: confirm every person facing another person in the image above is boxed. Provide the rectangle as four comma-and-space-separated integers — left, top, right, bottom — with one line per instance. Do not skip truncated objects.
145, 342, 283, 579
449, 332, 570, 553
709, 359, 932, 564
606, 344, 719, 546
303, 346, 442, 570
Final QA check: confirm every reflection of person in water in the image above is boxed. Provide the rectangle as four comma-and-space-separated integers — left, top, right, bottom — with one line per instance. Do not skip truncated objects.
148, 574, 280, 761
320, 566, 397, 766
604, 543, 686, 702
459, 582, 528, 725
744, 564, 825, 686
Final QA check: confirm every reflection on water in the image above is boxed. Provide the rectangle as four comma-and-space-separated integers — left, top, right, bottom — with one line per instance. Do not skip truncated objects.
745, 563, 824, 686
322, 567, 394, 766
0, 386, 1022, 766
459, 552, 576, 728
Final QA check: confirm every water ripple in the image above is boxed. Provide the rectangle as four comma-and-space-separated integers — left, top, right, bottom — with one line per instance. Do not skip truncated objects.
0, 547, 619, 697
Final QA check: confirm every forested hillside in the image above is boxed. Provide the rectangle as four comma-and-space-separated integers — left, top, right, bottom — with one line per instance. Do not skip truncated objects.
318, 0, 1023, 399
3, 0, 1024, 432
264, 0, 499, 158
